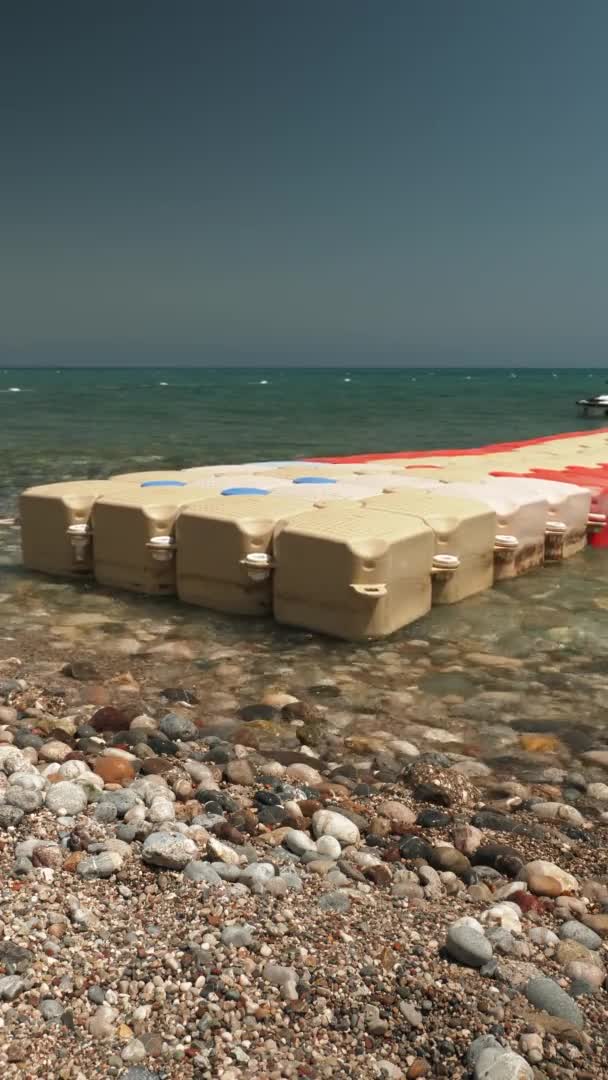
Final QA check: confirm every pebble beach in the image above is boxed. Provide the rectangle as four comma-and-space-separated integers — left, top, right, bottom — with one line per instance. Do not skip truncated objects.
1, 515, 608, 1079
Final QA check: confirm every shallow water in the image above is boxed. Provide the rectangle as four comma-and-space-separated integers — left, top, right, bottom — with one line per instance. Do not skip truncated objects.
2, 517, 608, 778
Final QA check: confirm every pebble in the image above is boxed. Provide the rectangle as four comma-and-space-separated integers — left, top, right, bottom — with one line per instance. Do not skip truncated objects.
121, 1039, 147, 1063
318, 891, 351, 913
446, 922, 493, 967
148, 795, 175, 823
224, 758, 255, 785
531, 801, 585, 825
40, 998, 65, 1022
240, 862, 276, 891
221, 925, 254, 947
263, 962, 299, 1000
121, 1070, 160, 1080
0, 804, 24, 828
76, 851, 123, 879
316, 834, 341, 859
6, 785, 43, 812
523, 860, 579, 896
0, 975, 25, 1000
474, 1047, 534, 1079
558, 919, 602, 951
377, 799, 417, 826
207, 836, 244, 865
141, 831, 198, 869
284, 828, 317, 855
312, 809, 360, 845
45, 781, 88, 816
525, 975, 583, 1028
159, 712, 198, 741
93, 756, 136, 784
183, 860, 223, 885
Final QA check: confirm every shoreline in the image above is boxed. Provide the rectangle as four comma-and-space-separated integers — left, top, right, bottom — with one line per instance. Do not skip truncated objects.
1, 576, 608, 1076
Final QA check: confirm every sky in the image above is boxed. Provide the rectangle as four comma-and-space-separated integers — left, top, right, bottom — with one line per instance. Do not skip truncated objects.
1, 0, 608, 365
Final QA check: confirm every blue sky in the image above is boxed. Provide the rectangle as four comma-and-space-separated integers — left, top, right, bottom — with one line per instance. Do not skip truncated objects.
2, 1, 608, 363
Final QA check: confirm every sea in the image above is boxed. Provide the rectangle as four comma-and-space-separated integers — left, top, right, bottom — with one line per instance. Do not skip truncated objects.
1, 365, 608, 768
0, 366, 606, 513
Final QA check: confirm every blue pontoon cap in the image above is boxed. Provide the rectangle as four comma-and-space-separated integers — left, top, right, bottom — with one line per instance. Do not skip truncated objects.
292, 476, 337, 485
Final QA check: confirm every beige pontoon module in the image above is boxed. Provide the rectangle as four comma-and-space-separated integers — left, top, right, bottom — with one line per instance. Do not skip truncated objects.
269, 464, 362, 479
348, 475, 548, 581
176, 494, 337, 615
186, 474, 293, 492
91, 486, 221, 594
362, 491, 496, 604
273, 505, 435, 640
479, 478, 592, 561
424, 481, 549, 580
19, 480, 124, 576
278, 480, 386, 501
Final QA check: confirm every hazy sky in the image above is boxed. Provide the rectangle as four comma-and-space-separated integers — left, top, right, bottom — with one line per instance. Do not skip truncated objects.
2, 1, 608, 363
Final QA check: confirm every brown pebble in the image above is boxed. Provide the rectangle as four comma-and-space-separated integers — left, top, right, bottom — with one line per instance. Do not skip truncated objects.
369, 816, 392, 837
382, 846, 402, 863
228, 810, 258, 836
366, 864, 393, 887
582, 913, 608, 937
63, 852, 85, 872
140, 757, 172, 775
7, 1042, 28, 1063
90, 706, 131, 732
298, 800, 322, 816
93, 756, 136, 784
212, 822, 245, 845
408, 1060, 430, 1079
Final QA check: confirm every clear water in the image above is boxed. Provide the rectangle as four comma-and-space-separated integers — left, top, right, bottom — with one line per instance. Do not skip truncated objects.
1, 366, 606, 514
1, 365, 607, 774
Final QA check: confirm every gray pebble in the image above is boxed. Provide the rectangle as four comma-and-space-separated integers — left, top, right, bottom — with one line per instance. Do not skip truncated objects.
6, 786, 43, 813
211, 862, 242, 882
142, 831, 198, 869
467, 1035, 503, 1068
12, 856, 34, 878
121, 1070, 161, 1080
102, 789, 141, 816
159, 712, 198, 741
77, 851, 123, 879
263, 962, 298, 1000
399, 1001, 423, 1026
318, 891, 351, 913
45, 781, 88, 817
485, 928, 516, 956
278, 871, 303, 893
0, 804, 24, 829
559, 920, 602, 951
183, 861, 222, 885
220, 925, 254, 948
95, 802, 118, 824
284, 828, 317, 856
239, 862, 276, 891
40, 998, 64, 1022
474, 1047, 533, 1079
446, 924, 493, 968
0, 975, 25, 1001
525, 976, 583, 1029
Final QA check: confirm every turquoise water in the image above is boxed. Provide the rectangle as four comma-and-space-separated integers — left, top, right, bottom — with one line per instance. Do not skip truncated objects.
1, 366, 606, 513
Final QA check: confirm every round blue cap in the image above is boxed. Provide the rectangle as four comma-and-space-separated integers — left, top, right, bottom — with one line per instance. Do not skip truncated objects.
140, 479, 187, 487
292, 476, 337, 485
221, 486, 270, 496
